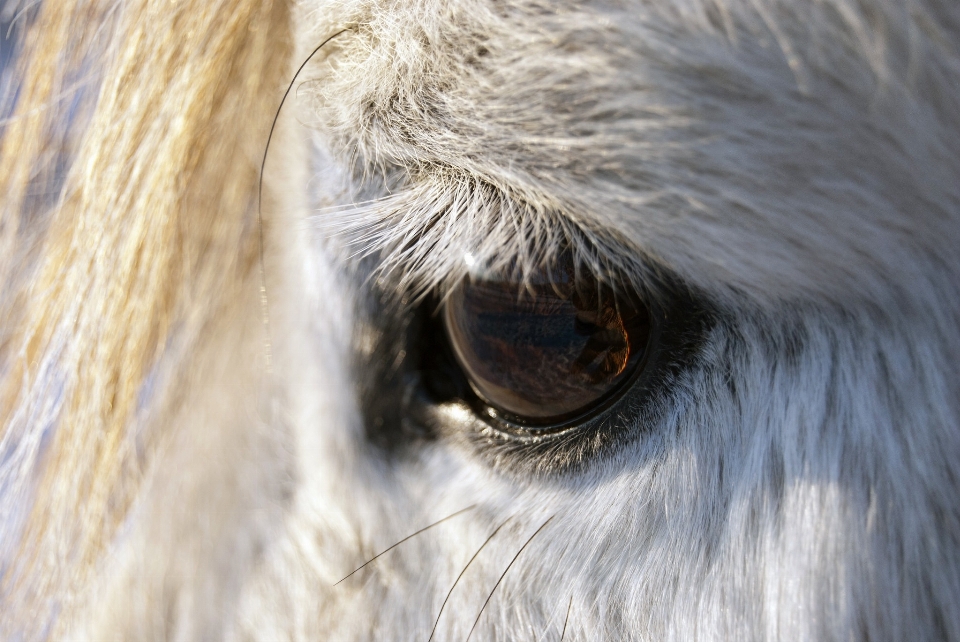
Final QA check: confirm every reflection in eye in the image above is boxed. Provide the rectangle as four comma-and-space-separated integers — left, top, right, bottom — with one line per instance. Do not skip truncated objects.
443, 257, 652, 425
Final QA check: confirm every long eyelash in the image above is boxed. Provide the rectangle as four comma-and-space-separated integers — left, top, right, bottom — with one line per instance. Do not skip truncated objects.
334, 505, 475, 586
427, 517, 513, 642
464, 515, 556, 642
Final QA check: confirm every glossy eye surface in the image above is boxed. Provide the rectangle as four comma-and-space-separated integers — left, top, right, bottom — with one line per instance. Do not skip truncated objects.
443, 258, 652, 425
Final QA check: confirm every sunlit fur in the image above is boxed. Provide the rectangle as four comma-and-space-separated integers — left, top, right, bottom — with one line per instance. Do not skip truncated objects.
1, 0, 959, 640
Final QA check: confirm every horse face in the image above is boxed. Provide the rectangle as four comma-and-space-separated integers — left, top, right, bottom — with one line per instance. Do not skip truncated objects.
229, 1, 960, 640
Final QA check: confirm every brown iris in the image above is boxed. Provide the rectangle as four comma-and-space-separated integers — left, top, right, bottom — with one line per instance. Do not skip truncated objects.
443, 258, 652, 424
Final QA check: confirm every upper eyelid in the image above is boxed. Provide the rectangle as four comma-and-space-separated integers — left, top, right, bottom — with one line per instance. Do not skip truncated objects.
312, 175, 657, 301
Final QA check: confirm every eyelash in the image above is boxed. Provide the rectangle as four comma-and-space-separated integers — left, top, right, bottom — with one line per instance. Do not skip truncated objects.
318, 179, 657, 315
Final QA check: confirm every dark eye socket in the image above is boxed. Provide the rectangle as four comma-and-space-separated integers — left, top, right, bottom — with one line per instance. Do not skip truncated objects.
442, 258, 654, 427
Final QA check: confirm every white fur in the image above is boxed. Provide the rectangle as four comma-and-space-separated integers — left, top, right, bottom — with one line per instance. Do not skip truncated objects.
72, 0, 960, 640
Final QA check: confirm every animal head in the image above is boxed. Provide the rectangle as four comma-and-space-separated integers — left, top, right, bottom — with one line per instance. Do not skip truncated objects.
1, 0, 958, 640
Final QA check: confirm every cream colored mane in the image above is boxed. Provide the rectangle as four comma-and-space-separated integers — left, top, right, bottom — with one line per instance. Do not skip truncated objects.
1, 1, 289, 636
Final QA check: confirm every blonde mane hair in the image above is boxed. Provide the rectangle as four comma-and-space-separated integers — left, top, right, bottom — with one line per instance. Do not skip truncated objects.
1, 1, 291, 636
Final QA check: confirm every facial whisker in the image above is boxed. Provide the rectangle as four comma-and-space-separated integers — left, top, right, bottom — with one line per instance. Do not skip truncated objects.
560, 595, 572, 641
258, 28, 350, 225
464, 515, 556, 642
257, 28, 350, 373
427, 516, 513, 642
335, 505, 476, 586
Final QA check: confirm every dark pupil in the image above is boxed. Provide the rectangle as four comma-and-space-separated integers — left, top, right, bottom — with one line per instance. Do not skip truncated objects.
443, 262, 651, 423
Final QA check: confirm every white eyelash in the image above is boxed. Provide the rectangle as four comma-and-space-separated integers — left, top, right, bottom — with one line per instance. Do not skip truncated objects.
310, 171, 663, 302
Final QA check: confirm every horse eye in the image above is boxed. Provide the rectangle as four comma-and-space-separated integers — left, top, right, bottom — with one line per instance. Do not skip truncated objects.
443, 260, 653, 426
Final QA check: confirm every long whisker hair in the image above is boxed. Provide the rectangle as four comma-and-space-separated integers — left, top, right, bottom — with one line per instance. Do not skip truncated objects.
560, 595, 573, 642
335, 504, 476, 586
257, 27, 350, 373
465, 515, 556, 642
427, 516, 513, 642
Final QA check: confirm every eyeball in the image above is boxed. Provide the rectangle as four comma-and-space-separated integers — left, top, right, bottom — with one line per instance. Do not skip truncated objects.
443, 258, 653, 426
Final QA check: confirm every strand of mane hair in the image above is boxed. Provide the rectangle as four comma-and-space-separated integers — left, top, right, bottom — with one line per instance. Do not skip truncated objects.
0, 0, 293, 637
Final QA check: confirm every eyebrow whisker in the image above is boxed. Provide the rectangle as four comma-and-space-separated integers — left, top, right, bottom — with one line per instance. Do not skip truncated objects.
334, 504, 476, 586
464, 515, 556, 642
